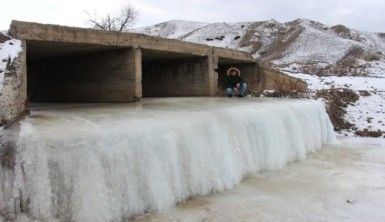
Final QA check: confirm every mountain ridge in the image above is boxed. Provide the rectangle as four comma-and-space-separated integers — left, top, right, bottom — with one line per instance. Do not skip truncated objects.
132, 18, 385, 78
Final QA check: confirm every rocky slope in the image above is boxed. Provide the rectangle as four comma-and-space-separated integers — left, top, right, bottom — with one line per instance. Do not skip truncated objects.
133, 19, 385, 136
133, 19, 385, 77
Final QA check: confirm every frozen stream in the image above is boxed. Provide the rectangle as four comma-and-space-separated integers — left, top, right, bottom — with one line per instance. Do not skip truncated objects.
132, 137, 385, 222
0, 98, 336, 221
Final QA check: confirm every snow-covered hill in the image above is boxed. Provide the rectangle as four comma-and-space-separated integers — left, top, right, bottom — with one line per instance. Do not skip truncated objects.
133, 19, 385, 136
133, 19, 385, 78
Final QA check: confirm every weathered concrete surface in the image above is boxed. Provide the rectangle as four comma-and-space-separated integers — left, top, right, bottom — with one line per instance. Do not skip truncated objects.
143, 57, 215, 97
9, 20, 255, 63
28, 48, 141, 102
258, 66, 308, 93
0, 41, 27, 126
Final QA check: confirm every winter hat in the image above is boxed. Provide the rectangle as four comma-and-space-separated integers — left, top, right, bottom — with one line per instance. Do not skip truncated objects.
227, 67, 241, 76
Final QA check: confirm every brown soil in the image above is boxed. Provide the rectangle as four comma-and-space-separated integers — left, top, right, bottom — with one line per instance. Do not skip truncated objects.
355, 129, 383, 137
261, 25, 304, 62
358, 90, 371, 97
239, 22, 264, 54
315, 88, 359, 131
331, 25, 351, 37
0, 33, 11, 43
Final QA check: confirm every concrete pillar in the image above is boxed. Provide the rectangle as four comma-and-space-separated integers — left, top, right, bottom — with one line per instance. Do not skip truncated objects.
0, 40, 28, 126
204, 55, 218, 96
127, 47, 142, 99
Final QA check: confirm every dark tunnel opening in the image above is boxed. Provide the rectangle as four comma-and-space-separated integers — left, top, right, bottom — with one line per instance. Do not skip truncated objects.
141, 49, 211, 97
216, 57, 260, 95
26, 40, 135, 103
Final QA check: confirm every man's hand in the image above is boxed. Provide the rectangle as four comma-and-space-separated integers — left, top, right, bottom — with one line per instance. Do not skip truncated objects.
236, 83, 240, 88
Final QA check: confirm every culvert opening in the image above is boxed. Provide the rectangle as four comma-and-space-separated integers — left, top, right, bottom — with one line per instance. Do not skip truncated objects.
141, 49, 211, 97
217, 57, 260, 95
26, 40, 135, 103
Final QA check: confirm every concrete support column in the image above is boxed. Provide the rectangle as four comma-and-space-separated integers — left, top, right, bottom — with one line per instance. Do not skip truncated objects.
204, 55, 218, 96
127, 47, 142, 99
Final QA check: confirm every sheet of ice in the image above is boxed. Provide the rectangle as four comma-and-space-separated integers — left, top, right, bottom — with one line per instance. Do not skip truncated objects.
0, 39, 22, 90
0, 98, 335, 221
131, 137, 385, 222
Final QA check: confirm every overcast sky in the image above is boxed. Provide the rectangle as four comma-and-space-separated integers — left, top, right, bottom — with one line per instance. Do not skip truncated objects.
1, 0, 384, 32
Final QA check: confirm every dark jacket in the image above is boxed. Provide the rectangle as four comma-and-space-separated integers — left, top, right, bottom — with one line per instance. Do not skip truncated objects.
226, 75, 244, 88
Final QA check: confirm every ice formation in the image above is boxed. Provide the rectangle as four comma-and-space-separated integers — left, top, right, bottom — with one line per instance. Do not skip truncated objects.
0, 98, 336, 221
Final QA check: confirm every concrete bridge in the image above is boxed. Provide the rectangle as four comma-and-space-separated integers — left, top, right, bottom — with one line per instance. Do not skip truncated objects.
1, 21, 306, 126
9, 20, 260, 102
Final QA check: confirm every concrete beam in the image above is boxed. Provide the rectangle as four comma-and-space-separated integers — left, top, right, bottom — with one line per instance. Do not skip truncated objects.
213, 47, 255, 64
128, 48, 142, 99
9, 20, 256, 63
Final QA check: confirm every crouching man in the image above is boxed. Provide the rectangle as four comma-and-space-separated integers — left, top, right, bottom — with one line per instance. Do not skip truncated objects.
226, 67, 247, 97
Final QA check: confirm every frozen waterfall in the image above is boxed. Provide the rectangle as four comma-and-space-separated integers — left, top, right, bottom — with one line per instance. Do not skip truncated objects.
0, 98, 336, 221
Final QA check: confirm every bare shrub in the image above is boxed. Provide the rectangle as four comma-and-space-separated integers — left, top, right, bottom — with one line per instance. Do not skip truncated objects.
315, 88, 359, 131
87, 4, 137, 32
264, 78, 308, 98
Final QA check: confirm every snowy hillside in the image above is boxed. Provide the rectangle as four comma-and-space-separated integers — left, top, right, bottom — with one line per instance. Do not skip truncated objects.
133, 20, 209, 39
133, 19, 385, 78
133, 19, 385, 136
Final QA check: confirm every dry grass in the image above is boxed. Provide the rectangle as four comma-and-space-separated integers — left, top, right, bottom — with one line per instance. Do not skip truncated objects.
355, 129, 383, 137
0, 33, 11, 43
315, 88, 359, 131
331, 25, 351, 36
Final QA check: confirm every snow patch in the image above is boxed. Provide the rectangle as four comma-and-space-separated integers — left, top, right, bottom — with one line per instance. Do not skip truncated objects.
0, 39, 22, 91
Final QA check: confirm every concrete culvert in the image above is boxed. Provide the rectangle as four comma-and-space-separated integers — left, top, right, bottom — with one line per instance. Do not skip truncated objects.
26, 40, 139, 103
141, 49, 213, 97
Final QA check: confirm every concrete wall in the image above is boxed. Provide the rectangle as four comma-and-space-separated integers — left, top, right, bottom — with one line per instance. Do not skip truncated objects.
258, 66, 308, 93
0, 41, 27, 126
10, 20, 256, 63
142, 56, 216, 97
28, 48, 141, 102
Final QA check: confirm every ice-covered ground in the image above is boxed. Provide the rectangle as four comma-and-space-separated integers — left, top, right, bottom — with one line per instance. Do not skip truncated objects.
132, 137, 385, 222
1, 98, 335, 221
